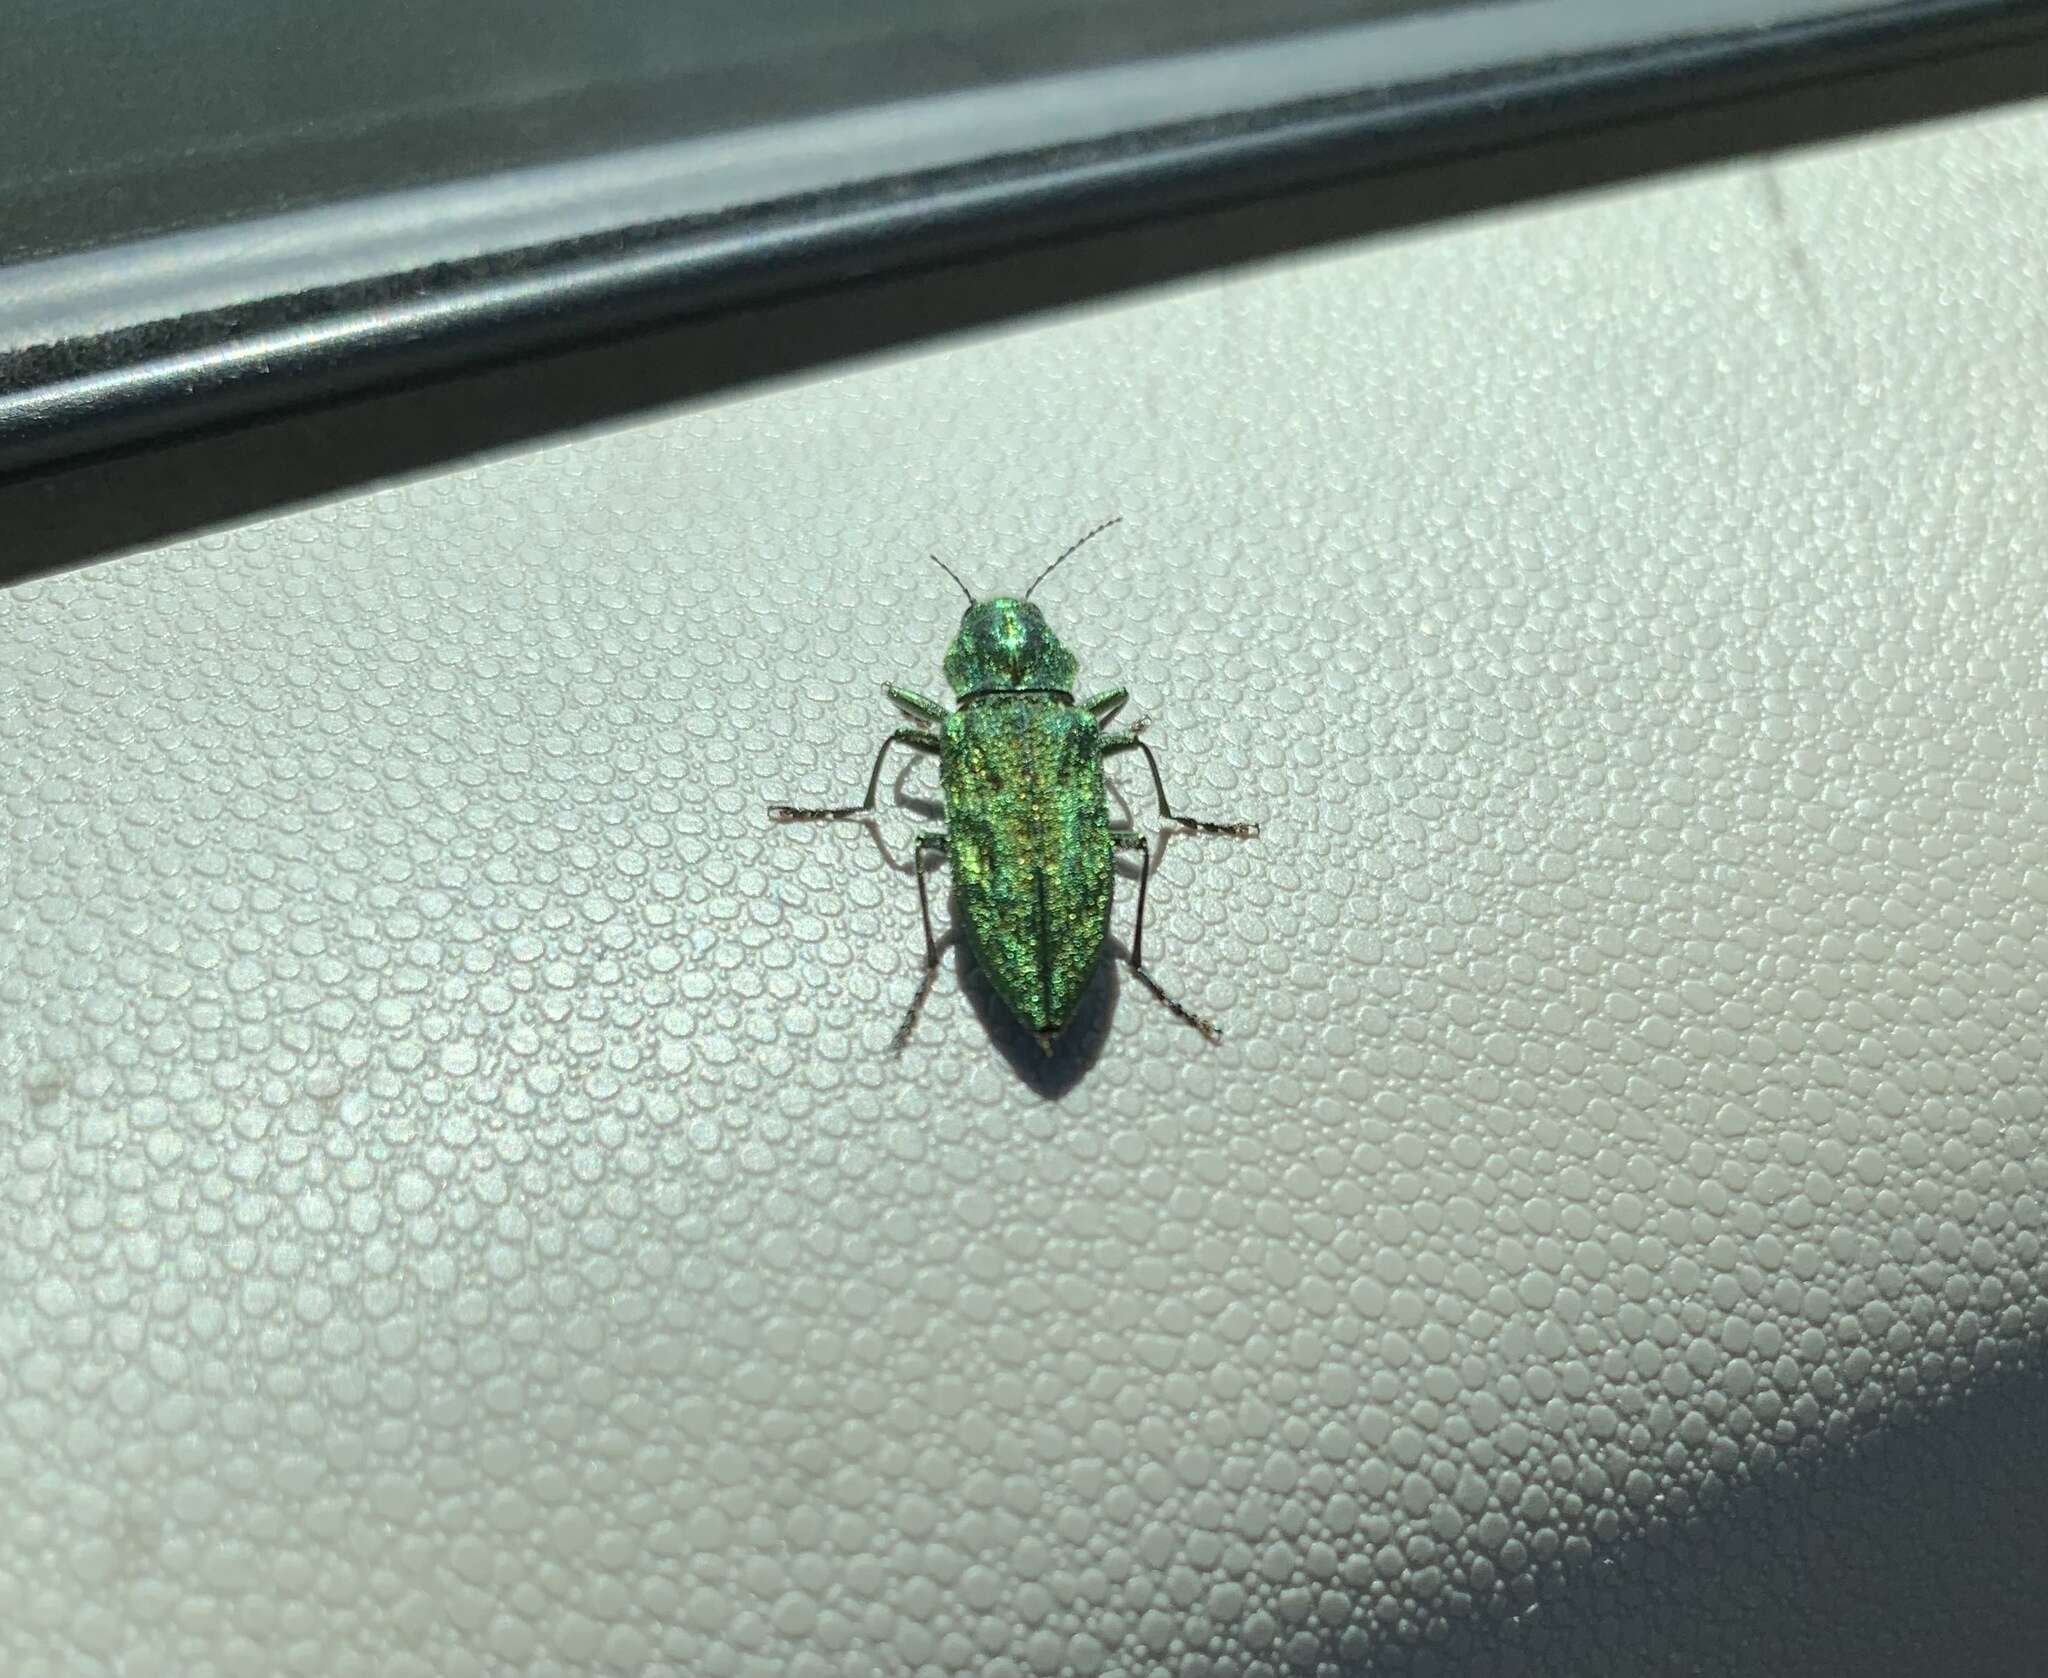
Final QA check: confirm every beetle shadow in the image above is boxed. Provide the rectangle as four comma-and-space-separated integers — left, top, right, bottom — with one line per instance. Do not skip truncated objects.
959, 942, 1118, 1098
853, 760, 944, 881
890, 757, 944, 832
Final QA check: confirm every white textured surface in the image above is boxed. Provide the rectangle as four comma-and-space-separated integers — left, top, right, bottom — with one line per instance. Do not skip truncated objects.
7, 102, 2048, 1677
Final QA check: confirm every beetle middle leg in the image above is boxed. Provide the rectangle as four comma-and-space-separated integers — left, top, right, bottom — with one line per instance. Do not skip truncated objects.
1113, 831, 1222, 1044
891, 832, 950, 1053
770, 728, 939, 822
1102, 728, 1258, 838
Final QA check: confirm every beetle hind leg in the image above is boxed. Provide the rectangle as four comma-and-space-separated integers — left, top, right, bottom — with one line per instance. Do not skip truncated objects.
1113, 832, 1223, 1044
891, 833, 951, 1053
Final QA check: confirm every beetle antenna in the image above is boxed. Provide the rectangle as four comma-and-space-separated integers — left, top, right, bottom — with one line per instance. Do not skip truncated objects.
928, 553, 976, 606
1024, 516, 1122, 600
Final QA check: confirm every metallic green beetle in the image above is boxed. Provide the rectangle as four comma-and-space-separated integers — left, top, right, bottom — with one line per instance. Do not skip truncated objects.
771, 519, 1257, 1053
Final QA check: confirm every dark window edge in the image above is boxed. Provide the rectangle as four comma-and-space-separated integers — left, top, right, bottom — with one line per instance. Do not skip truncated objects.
3, 0, 2046, 583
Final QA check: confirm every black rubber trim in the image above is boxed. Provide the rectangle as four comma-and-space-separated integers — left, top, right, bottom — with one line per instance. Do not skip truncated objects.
0, 0, 1454, 269
3, 0, 2046, 581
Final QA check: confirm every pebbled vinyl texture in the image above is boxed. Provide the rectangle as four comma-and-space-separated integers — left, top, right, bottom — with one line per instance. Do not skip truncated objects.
6, 101, 2048, 1678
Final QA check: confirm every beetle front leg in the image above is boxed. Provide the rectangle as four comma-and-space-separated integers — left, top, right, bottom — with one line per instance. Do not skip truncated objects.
885, 685, 949, 726
891, 833, 950, 1053
1113, 831, 1222, 1043
770, 729, 939, 822
1081, 686, 1129, 728
1101, 730, 1259, 838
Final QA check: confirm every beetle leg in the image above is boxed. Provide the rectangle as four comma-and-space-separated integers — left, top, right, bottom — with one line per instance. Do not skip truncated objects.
892, 833, 950, 1053
1113, 832, 1222, 1043
1081, 686, 1129, 728
770, 729, 939, 822
885, 685, 949, 725
1100, 734, 1259, 838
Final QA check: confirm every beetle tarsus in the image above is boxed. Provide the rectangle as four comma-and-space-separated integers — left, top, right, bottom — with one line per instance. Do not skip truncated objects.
892, 963, 941, 1053
769, 804, 864, 823
1176, 815, 1259, 839
1127, 961, 1222, 1044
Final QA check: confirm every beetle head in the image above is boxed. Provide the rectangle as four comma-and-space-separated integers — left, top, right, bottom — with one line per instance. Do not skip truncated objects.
930, 517, 1119, 696
944, 598, 1077, 697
